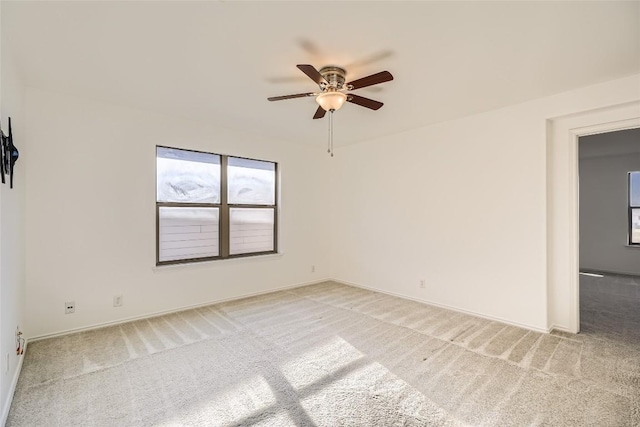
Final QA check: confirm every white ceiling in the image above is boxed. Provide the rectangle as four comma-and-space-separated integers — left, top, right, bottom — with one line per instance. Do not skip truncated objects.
3, 1, 639, 148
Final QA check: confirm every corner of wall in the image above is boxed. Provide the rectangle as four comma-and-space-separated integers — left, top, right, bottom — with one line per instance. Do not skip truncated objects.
0, 25, 28, 425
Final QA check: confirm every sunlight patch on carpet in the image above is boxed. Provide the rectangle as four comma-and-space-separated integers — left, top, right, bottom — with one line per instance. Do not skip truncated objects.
280, 335, 363, 390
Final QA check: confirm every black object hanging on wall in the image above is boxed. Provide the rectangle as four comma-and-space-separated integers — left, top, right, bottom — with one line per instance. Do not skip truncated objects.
0, 117, 19, 188
0, 123, 5, 184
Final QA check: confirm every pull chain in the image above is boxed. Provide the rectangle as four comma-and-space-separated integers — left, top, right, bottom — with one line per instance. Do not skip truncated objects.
328, 110, 334, 157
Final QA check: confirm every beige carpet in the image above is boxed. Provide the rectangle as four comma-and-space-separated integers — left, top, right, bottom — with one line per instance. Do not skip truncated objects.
7, 281, 640, 426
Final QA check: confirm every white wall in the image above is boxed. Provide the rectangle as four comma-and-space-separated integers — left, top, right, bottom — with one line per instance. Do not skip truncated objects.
14, 70, 640, 340
24, 88, 331, 338
0, 30, 27, 425
579, 129, 640, 275
330, 74, 640, 332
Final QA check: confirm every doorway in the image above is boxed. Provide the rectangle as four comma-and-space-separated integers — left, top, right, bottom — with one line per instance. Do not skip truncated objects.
578, 128, 640, 341
547, 102, 640, 334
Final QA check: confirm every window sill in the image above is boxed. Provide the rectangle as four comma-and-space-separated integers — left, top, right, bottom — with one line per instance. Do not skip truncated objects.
625, 245, 640, 249
152, 252, 284, 273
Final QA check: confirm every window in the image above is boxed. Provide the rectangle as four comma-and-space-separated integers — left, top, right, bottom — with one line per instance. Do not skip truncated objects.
156, 146, 277, 265
629, 171, 640, 245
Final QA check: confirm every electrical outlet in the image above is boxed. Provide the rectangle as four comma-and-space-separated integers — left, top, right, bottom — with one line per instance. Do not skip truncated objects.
113, 295, 123, 307
311, 265, 315, 273
420, 280, 426, 289
65, 301, 75, 314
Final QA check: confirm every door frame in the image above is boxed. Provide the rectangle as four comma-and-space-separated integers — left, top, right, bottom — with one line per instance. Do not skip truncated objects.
547, 101, 640, 333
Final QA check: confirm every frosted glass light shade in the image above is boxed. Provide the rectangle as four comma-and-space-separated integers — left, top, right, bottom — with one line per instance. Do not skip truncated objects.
316, 91, 347, 111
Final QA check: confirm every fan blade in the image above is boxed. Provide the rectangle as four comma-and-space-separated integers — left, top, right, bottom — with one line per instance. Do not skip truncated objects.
347, 94, 384, 110
313, 106, 326, 119
344, 50, 394, 69
347, 71, 393, 90
268, 92, 315, 101
297, 64, 327, 86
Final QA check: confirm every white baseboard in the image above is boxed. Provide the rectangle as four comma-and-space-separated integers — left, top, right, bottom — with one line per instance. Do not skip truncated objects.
2, 340, 27, 427
333, 278, 551, 334
29, 278, 331, 342
27, 276, 558, 342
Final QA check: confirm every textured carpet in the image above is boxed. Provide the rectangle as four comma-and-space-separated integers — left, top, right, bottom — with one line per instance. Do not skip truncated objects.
7, 280, 640, 426
580, 272, 640, 343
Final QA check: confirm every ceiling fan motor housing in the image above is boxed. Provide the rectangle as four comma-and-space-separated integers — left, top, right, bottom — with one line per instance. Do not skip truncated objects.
319, 66, 347, 91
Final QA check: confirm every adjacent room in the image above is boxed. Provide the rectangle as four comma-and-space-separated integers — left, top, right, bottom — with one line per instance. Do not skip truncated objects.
1, 1, 639, 426
578, 128, 640, 343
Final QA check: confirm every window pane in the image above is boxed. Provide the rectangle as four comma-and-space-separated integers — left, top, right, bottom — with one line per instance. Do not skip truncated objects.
159, 207, 219, 262
630, 172, 640, 207
632, 208, 640, 244
157, 147, 220, 203
228, 157, 275, 205
229, 208, 274, 255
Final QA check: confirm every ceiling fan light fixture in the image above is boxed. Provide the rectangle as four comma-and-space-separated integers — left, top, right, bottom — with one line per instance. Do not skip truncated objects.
316, 91, 347, 112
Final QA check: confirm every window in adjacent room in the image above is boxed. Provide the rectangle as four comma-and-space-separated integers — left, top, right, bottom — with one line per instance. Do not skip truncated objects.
156, 146, 277, 265
629, 171, 640, 245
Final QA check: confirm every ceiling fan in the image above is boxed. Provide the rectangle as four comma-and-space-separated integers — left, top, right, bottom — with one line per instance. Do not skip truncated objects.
267, 64, 394, 119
